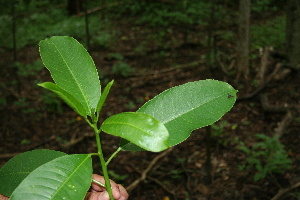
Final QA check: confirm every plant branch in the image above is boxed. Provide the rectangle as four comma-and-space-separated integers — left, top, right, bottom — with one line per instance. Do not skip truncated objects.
92, 124, 114, 200
92, 178, 106, 188
106, 148, 122, 166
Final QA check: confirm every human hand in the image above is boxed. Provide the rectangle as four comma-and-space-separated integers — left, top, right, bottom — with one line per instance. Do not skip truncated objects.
85, 174, 129, 200
0, 174, 128, 200
0, 194, 8, 200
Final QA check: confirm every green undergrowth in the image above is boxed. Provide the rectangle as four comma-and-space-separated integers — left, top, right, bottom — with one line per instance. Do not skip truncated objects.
250, 15, 286, 50
0, 1, 285, 51
0, 2, 115, 50
237, 134, 292, 182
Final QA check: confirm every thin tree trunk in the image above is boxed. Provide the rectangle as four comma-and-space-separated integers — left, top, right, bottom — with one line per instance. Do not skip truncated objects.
286, 0, 300, 69
68, 0, 83, 15
12, 0, 17, 61
100, 0, 106, 19
205, 0, 216, 77
236, 0, 251, 79
84, 0, 90, 51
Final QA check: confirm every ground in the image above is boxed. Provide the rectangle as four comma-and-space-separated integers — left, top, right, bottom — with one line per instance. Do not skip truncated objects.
0, 16, 300, 200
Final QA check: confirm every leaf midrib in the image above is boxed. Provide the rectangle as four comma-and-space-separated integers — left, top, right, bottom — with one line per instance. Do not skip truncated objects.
51, 41, 91, 113
103, 121, 166, 140
162, 93, 225, 124
51, 155, 90, 199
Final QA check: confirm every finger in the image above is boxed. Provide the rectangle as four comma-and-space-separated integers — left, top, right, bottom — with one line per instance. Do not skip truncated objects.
0, 194, 8, 200
91, 174, 129, 199
85, 191, 110, 200
84, 192, 94, 200
117, 184, 129, 200
90, 174, 106, 192
97, 191, 110, 200
92, 174, 120, 195
110, 181, 122, 199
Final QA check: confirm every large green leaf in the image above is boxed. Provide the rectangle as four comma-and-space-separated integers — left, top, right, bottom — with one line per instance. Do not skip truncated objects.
0, 149, 66, 197
38, 82, 87, 117
39, 36, 101, 116
101, 112, 169, 152
121, 79, 237, 150
10, 154, 92, 200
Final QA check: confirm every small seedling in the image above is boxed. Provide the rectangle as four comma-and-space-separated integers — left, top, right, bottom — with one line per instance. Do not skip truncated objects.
110, 53, 134, 77
237, 134, 292, 182
0, 36, 237, 200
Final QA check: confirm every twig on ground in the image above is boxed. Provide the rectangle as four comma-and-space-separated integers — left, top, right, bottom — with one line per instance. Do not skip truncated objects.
259, 93, 289, 113
271, 181, 300, 200
274, 110, 297, 138
148, 176, 176, 196
237, 63, 283, 101
0, 133, 94, 159
0, 135, 57, 159
256, 47, 273, 84
126, 147, 174, 192
0, 152, 20, 159
61, 132, 94, 147
77, 1, 132, 17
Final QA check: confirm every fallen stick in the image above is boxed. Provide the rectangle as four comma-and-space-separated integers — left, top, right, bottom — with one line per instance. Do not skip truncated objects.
148, 176, 176, 196
275, 110, 297, 138
126, 147, 174, 192
259, 93, 289, 113
0, 133, 94, 159
237, 63, 283, 101
271, 181, 300, 200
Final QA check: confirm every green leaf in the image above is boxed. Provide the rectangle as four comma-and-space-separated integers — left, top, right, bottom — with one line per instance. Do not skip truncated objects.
138, 79, 237, 146
38, 82, 86, 117
39, 36, 101, 116
101, 112, 169, 152
97, 80, 114, 117
121, 79, 237, 150
119, 139, 145, 151
0, 149, 67, 197
10, 154, 92, 200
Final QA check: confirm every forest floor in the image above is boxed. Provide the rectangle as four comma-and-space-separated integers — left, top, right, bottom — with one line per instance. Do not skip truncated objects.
1, 13, 300, 200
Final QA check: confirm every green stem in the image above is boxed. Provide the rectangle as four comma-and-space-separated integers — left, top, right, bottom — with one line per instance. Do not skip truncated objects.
106, 147, 122, 166
92, 178, 105, 188
91, 123, 114, 200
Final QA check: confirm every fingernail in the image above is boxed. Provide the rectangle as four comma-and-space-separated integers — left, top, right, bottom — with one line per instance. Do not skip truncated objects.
120, 196, 126, 200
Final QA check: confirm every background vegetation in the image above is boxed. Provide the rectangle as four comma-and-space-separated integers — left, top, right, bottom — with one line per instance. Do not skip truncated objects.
0, 0, 299, 200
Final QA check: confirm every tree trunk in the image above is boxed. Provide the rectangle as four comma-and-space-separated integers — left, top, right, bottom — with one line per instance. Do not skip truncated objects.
286, 0, 300, 69
68, 0, 83, 15
205, 0, 216, 76
236, 0, 251, 79
84, 0, 90, 51
11, 0, 17, 61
